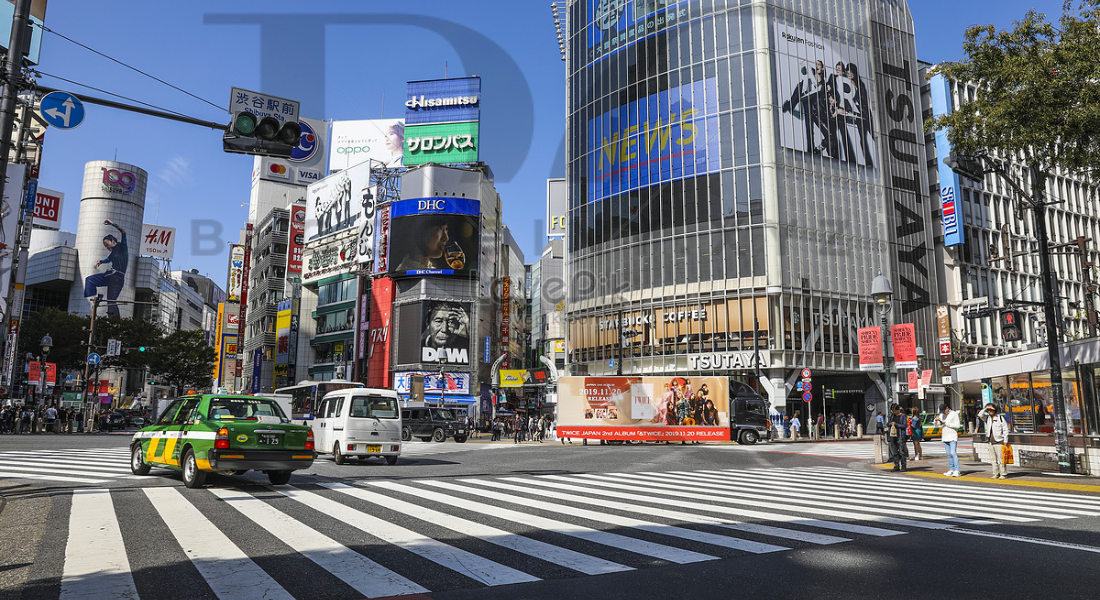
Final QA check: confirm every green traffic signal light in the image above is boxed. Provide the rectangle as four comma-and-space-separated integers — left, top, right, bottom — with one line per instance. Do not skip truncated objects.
139, 346, 146, 352
233, 111, 258, 135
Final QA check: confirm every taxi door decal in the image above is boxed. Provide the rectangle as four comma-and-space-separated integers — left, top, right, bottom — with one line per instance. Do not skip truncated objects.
146, 436, 161, 463
162, 432, 182, 467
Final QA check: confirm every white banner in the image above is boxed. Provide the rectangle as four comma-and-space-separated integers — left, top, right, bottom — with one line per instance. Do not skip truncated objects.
139, 224, 176, 260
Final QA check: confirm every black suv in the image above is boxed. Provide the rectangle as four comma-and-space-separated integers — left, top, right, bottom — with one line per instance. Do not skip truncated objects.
401, 407, 467, 443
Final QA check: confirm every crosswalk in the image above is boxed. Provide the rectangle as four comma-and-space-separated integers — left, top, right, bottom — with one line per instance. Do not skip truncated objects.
712, 439, 974, 460
0, 447, 137, 484
392, 440, 513, 458
36, 466, 1100, 599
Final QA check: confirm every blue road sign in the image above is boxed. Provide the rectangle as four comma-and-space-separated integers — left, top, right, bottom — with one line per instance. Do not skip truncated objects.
39, 91, 86, 130
609, 359, 616, 370
23, 179, 38, 212
87, 353, 101, 366
802, 392, 812, 403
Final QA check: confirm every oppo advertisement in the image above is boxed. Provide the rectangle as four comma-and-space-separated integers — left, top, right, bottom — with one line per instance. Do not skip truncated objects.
587, 77, 720, 204
388, 197, 480, 276
556, 376, 731, 441
397, 301, 472, 365
774, 22, 878, 168
329, 119, 404, 172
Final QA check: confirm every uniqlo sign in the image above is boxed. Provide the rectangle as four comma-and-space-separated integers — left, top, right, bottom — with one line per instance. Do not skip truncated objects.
33, 188, 63, 229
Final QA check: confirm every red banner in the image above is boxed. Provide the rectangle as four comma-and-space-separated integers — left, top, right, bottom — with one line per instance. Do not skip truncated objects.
367, 277, 395, 388
858, 327, 883, 371
45, 363, 56, 386
891, 323, 917, 368
28, 361, 41, 384
908, 370, 918, 391
555, 426, 731, 441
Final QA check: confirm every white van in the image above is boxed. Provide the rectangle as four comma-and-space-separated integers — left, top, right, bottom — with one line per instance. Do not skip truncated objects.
313, 387, 402, 465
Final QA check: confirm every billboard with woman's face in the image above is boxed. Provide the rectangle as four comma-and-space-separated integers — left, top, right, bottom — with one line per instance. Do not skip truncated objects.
388, 197, 480, 277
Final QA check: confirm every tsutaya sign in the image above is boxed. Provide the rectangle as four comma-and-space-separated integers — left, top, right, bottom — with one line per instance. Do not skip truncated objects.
688, 352, 770, 371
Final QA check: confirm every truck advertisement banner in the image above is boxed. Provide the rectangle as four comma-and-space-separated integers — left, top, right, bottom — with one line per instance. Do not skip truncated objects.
556, 376, 730, 441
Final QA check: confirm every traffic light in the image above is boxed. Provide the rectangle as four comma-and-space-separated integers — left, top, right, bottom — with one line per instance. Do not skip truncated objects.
1000, 310, 1022, 342
138, 346, 146, 352
223, 110, 302, 158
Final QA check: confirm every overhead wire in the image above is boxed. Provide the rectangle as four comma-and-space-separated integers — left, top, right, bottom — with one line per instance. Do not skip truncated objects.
31, 70, 196, 120
36, 22, 224, 112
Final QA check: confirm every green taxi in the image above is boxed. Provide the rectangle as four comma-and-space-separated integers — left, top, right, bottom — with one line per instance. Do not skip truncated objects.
130, 394, 315, 488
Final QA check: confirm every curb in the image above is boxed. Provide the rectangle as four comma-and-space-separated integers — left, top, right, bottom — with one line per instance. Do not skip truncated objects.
870, 462, 1100, 494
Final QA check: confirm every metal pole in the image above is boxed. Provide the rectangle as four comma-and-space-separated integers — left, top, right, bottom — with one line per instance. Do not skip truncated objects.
0, 0, 32, 212
1032, 165, 1073, 473
82, 296, 100, 432
616, 308, 623, 376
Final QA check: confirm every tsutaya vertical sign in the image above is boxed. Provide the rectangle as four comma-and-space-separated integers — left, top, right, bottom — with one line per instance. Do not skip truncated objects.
870, 6, 938, 380
858, 327, 883, 371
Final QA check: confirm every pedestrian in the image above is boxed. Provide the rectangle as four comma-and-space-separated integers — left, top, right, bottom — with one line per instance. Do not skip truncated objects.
975, 403, 1010, 479
45, 405, 58, 434
909, 407, 923, 460
790, 412, 802, 441
935, 403, 961, 477
885, 404, 909, 471
875, 411, 885, 436
782, 415, 791, 438
514, 415, 525, 444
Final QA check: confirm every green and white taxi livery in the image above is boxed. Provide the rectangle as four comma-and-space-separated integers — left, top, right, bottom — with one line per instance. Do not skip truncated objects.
130, 394, 315, 488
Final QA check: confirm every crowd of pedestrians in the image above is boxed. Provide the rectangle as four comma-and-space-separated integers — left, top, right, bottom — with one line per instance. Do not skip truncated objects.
0, 404, 86, 434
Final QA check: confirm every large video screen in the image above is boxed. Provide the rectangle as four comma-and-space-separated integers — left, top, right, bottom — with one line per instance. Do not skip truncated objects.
397, 301, 472, 366
774, 22, 878, 168
388, 197, 480, 277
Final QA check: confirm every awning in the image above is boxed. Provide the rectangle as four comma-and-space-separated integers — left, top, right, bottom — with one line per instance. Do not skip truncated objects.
399, 394, 478, 404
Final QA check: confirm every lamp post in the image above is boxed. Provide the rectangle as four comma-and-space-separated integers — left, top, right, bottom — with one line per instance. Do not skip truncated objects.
945, 154, 1073, 473
871, 272, 893, 462
438, 355, 448, 409
39, 333, 52, 401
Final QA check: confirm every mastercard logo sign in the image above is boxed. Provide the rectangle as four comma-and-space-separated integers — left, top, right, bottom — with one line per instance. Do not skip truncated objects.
267, 163, 290, 179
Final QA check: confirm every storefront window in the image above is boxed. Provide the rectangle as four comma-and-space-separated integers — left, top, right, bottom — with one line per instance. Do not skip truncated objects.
1007, 373, 1034, 433
1061, 371, 1083, 435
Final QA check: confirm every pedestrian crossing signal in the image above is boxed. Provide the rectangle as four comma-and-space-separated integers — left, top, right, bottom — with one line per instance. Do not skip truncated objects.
1000, 310, 1022, 342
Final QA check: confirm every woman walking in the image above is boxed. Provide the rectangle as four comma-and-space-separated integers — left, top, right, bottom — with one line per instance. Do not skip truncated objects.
909, 407, 923, 460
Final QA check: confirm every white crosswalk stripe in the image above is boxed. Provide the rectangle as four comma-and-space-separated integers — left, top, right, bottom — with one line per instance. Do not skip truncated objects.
0, 447, 138, 484
709, 439, 974, 460
393, 441, 513, 457
40, 466, 1100, 599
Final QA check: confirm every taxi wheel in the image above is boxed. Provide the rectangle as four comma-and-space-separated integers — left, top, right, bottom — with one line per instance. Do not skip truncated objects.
267, 470, 292, 485
334, 443, 347, 465
385, 455, 398, 466
130, 445, 150, 476
182, 450, 207, 488
432, 428, 446, 443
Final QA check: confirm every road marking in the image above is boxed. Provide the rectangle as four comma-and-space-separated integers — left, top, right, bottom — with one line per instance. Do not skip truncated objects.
949, 528, 1100, 553
60, 489, 138, 600
378, 480, 712, 563
208, 488, 429, 598
496, 476, 845, 546
899, 470, 1100, 494
324, 482, 632, 575
276, 485, 539, 587
144, 487, 293, 600
0, 471, 105, 484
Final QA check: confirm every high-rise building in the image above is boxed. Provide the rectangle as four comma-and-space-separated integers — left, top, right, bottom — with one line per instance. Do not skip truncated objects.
563, 0, 941, 423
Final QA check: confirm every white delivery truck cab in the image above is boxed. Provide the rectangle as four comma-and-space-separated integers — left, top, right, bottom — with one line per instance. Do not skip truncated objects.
313, 387, 402, 465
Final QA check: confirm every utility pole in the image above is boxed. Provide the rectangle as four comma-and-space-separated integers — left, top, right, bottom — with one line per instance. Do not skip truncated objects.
82, 296, 101, 431
0, 0, 31, 204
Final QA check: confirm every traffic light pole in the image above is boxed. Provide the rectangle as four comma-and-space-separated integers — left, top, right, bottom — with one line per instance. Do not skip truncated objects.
0, 0, 32, 213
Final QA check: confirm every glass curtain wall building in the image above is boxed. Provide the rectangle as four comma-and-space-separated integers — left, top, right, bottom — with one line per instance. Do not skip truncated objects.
565, 0, 941, 421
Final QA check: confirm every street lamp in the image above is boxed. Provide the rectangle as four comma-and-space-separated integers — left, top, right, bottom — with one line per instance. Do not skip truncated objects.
871, 271, 894, 451
438, 355, 448, 409
39, 333, 53, 401
945, 153, 1073, 473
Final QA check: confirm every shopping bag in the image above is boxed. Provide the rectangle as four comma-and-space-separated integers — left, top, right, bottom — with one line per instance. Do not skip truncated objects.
1002, 443, 1015, 465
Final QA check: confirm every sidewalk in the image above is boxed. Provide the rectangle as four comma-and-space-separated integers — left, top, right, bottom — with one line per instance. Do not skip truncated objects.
865, 452, 1100, 494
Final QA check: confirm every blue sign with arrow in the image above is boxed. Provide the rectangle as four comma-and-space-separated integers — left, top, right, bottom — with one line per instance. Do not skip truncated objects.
39, 91, 86, 130
87, 353, 101, 366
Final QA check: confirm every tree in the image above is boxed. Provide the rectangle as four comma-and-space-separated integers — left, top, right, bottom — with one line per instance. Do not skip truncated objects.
926, 1, 1100, 177
146, 330, 217, 393
18, 308, 89, 373
96, 316, 162, 370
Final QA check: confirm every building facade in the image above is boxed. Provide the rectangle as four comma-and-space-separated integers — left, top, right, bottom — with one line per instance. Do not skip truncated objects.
564, 0, 941, 424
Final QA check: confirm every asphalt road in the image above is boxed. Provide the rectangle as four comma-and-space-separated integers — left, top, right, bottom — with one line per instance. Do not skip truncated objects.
1, 432, 1098, 600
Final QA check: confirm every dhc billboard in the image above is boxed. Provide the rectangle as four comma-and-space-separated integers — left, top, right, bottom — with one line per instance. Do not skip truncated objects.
930, 74, 965, 248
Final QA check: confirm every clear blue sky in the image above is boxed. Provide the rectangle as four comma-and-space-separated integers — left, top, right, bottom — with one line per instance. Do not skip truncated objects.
30, 0, 1062, 286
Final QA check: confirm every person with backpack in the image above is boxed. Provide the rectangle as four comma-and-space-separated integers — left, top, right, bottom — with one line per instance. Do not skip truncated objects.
975, 403, 1010, 479
885, 404, 909, 472
909, 407, 924, 460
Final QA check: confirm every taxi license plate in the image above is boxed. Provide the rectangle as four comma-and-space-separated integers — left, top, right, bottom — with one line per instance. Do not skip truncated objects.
367, 445, 381, 453
258, 434, 280, 445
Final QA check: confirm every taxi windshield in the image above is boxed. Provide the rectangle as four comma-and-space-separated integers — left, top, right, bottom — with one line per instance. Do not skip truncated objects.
207, 398, 287, 421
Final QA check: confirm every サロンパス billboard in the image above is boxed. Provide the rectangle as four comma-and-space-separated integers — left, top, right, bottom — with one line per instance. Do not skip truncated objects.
403, 121, 479, 166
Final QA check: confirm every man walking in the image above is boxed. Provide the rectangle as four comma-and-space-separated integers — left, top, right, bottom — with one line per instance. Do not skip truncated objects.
975, 403, 1010, 479
935, 403, 961, 477
885, 404, 909, 472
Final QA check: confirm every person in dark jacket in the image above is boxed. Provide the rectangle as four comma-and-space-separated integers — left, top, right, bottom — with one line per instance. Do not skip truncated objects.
885, 404, 909, 471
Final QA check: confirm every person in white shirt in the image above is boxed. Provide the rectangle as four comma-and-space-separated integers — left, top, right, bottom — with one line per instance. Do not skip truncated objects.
790, 412, 802, 441
934, 403, 961, 477
975, 403, 1010, 479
